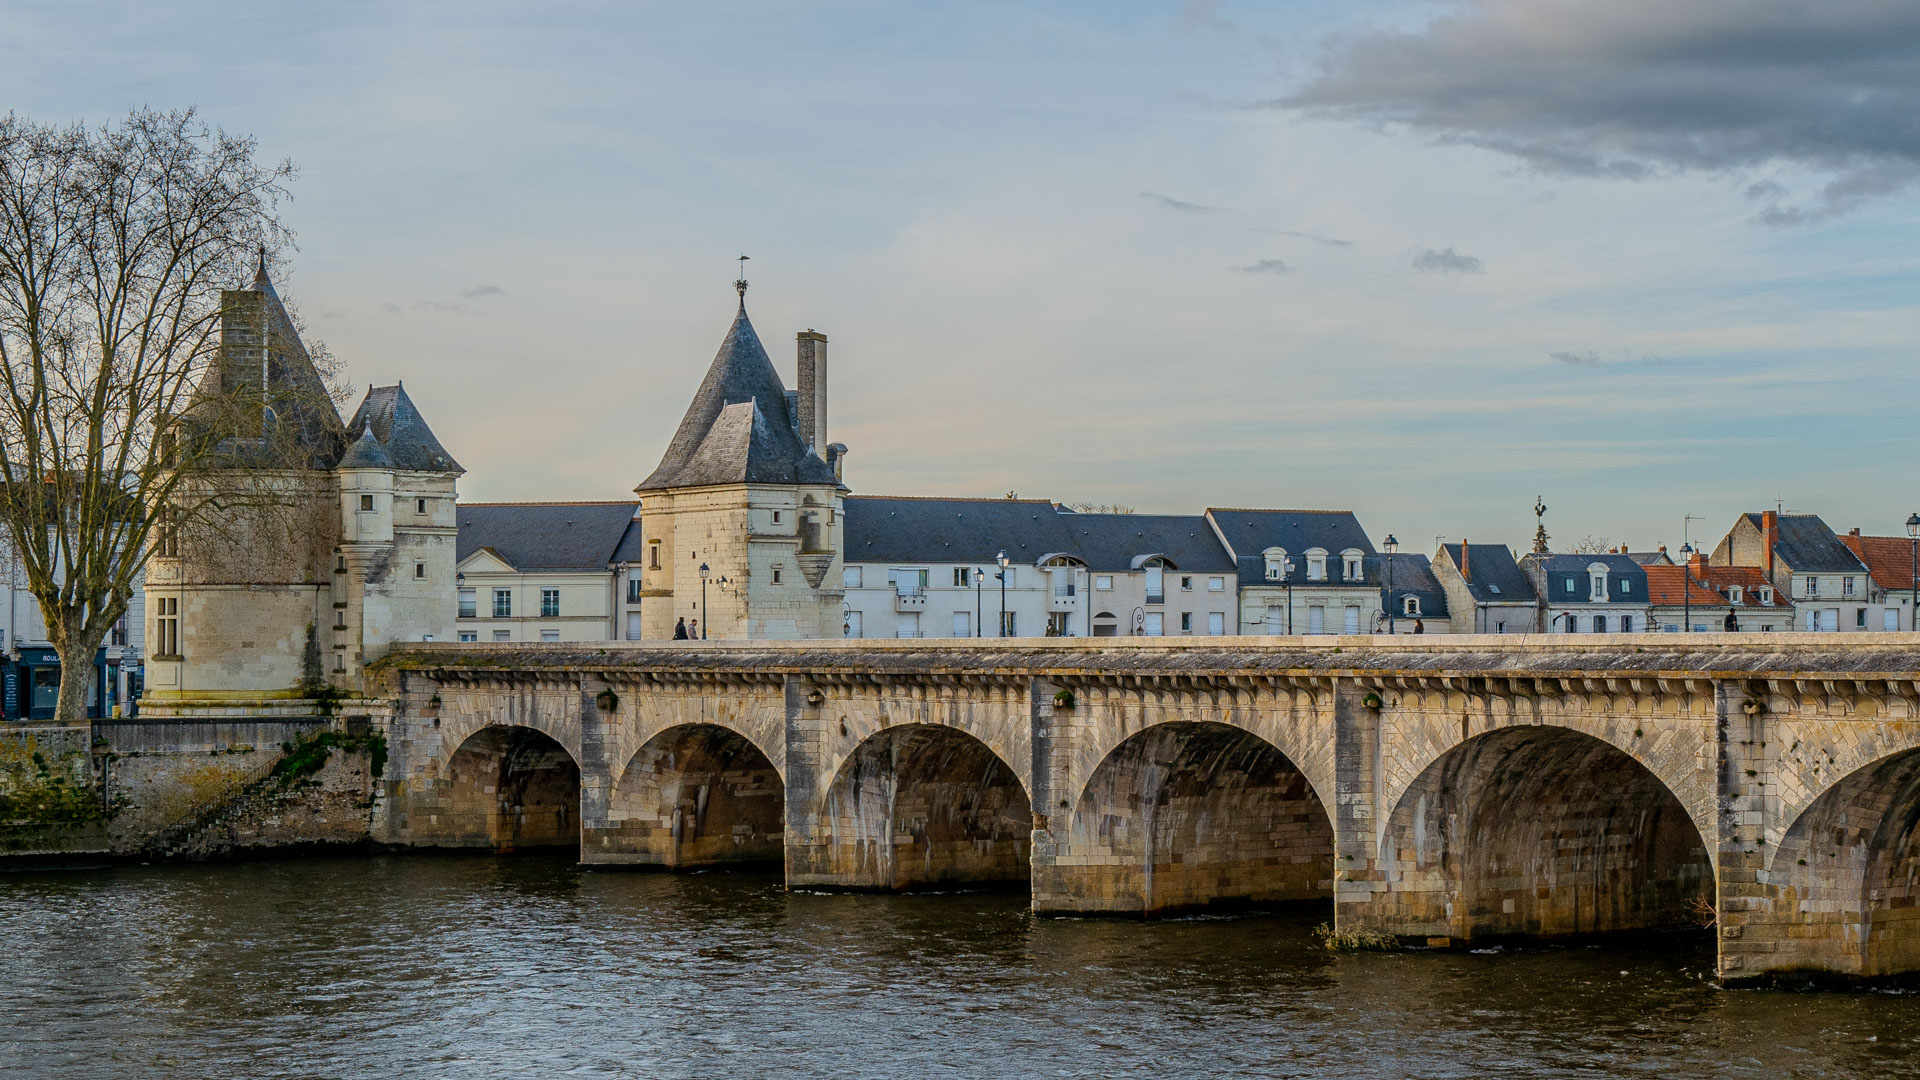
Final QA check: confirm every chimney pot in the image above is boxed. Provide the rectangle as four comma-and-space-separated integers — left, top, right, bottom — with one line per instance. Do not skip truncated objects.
797, 331, 828, 453
1460, 540, 1471, 583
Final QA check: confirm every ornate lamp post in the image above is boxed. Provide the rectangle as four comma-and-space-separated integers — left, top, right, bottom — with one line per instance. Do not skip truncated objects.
974, 567, 986, 638
698, 562, 709, 639
1679, 542, 1693, 633
1383, 534, 1399, 634
996, 550, 1011, 637
1283, 555, 1296, 635
1907, 514, 1920, 630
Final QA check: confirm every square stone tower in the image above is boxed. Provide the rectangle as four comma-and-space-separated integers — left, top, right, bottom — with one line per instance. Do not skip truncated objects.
633, 284, 846, 639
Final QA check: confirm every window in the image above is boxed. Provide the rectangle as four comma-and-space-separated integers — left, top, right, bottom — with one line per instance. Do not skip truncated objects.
1343, 552, 1363, 581
1664, 623, 1680, 633
414, 562, 426, 579
844, 611, 863, 637
1001, 611, 1018, 637
1208, 576, 1225, 592
1617, 580, 1631, 595
888, 568, 929, 594
492, 629, 511, 642
1307, 606, 1325, 633
649, 542, 661, 570
627, 578, 643, 602
772, 510, 782, 524
1593, 614, 1608, 633
493, 589, 512, 618
1843, 576, 1856, 597
417, 498, 428, 515
540, 629, 560, 642
1265, 604, 1285, 634
1180, 576, 1193, 591
1403, 595, 1420, 616
1857, 608, 1868, 628
458, 588, 476, 618
540, 589, 559, 617
1564, 579, 1576, 594
1143, 612, 1163, 636
155, 597, 180, 656
157, 510, 179, 557
1264, 549, 1288, 581
844, 565, 863, 588
1620, 614, 1633, 632
1343, 605, 1360, 633
1095, 575, 1113, 590
1306, 550, 1328, 581
359, 494, 374, 511
1487, 584, 1501, 595
952, 611, 971, 637
458, 631, 477, 643
1886, 608, 1901, 631
1180, 612, 1193, 632
1144, 565, 1165, 604
1588, 568, 1608, 602
111, 618, 127, 646
772, 568, 783, 585
1727, 585, 1743, 604
953, 568, 971, 587
1208, 612, 1225, 635
1759, 586, 1774, 603
1494, 620, 1506, 633
1805, 577, 1820, 597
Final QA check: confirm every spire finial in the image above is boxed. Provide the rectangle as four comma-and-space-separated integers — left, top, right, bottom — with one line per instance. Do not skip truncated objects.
254, 244, 270, 286
1532, 495, 1551, 554
735, 253, 750, 300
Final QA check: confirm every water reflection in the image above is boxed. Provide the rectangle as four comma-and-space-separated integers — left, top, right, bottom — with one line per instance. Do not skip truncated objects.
1, 855, 1915, 1079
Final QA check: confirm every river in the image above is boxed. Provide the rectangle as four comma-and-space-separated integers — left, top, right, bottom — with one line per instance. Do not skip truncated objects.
2, 854, 1916, 1078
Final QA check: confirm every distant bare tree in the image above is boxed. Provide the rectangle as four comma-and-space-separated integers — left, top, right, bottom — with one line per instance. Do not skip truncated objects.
0, 108, 298, 722
1567, 535, 1618, 555
1065, 501, 1136, 515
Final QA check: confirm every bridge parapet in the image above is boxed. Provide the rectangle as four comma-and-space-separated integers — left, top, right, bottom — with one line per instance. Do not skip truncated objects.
368, 635, 1920, 984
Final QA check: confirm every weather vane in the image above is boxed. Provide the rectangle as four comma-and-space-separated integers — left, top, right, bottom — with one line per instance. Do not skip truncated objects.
735, 253, 750, 298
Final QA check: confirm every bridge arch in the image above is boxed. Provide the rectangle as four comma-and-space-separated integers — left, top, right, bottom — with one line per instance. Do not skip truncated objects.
815, 722, 1032, 891
1377, 725, 1712, 941
1765, 746, 1920, 977
1052, 720, 1333, 916
429, 724, 582, 851
594, 723, 785, 868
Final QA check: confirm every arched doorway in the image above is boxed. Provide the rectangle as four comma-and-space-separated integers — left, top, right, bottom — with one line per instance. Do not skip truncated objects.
1051, 721, 1332, 916
595, 723, 784, 869
817, 723, 1031, 891
1379, 726, 1711, 941
441, 725, 581, 852
1769, 747, 1920, 977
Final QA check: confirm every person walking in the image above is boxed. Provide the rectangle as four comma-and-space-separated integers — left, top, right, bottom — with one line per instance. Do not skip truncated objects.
689, 618, 700, 640
673, 617, 689, 640
1412, 618, 1425, 634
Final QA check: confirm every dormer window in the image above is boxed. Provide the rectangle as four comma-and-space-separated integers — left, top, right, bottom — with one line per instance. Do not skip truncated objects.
1759, 586, 1773, 603
1403, 595, 1420, 616
1342, 550, 1364, 581
1487, 584, 1501, 595
1587, 563, 1609, 602
1306, 549, 1328, 582
1617, 580, 1630, 596
1728, 585, 1743, 604
1264, 548, 1288, 581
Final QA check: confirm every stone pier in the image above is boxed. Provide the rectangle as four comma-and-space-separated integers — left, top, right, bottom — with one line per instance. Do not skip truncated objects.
369, 635, 1920, 984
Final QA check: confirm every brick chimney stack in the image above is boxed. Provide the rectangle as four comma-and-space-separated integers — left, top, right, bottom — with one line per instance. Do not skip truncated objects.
1762, 510, 1778, 580
1460, 540, 1472, 583
797, 330, 827, 453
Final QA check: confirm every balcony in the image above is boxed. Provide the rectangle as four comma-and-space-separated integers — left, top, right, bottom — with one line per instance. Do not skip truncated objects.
894, 587, 928, 611
1145, 592, 1164, 606
1049, 590, 1078, 612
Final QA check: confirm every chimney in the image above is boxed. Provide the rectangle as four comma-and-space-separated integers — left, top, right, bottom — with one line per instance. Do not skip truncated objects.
1460, 540, 1471, 583
1761, 510, 1778, 579
797, 330, 827, 452
1690, 550, 1707, 575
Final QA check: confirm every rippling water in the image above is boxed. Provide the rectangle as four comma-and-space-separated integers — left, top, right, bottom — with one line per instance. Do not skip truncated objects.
3, 854, 1917, 1079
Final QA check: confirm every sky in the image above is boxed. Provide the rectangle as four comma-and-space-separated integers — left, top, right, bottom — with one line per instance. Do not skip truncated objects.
7, 0, 1920, 554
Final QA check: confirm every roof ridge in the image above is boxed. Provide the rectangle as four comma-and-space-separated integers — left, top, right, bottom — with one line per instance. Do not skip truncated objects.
459, 500, 639, 508
1206, 507, 1353, 515
847, 494, 1057, 505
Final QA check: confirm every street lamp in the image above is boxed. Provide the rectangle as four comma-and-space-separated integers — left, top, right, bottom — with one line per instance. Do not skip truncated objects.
1679, 542, 1693, 633
996, 550, 1011, 637
1281, 555, 1296, 634
1383, 534, 1398, 635
973, 567, 986, 637
1906, 513, 1920, 631
698, 562, 710, 639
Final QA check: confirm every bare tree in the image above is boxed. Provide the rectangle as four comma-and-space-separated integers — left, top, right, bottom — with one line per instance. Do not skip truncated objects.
1065, 501, 1136, 515
1567, 535, 1618, 555
0, 109, 296, 722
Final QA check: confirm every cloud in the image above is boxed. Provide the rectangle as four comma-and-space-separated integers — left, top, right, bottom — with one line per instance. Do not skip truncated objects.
1271, 1, 1920, 223
1140, 190, 1224, 213
462, 284, 506, 298
1411, 246, 1484, 274
1550, 350, 1602, 366
1249, 226, 1352, 247
1236, 258, 1290, 274
377, 302, 404, 316
1175, 0, 1236, 34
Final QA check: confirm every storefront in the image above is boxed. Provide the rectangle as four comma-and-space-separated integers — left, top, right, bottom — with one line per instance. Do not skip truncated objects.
5, 647, 110, 720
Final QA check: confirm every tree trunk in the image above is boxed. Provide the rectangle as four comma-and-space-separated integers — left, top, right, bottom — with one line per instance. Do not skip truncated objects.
49, 618, 107, 725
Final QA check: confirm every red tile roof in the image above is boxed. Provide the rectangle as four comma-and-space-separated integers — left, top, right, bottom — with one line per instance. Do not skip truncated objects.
1840, 533, 1918, 592
1644, 565, 1729, 607
1689, 564, 1790, 608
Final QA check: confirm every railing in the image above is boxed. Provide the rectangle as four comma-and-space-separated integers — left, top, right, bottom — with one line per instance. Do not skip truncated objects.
458, 605, 476, 619
1145, 592, 1164, 605
894, 585, 925, 597
893, 630, 926, 638
1053, 585, 1076, 597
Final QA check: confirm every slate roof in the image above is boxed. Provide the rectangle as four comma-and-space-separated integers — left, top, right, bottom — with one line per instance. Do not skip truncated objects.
1840, 532, 1917, 591
1627, 550, 1675, 566
184, 258, 344, 469
637, 300, 840, 491
1521, 553, 1650, 606
1745, 513, 1867, 574
456, 501, 641, 572
1438, 543, 1536, 604
336, 428, 394, 469
1056, 513, 1236, 574
344, 383, 462, 474
1376, 553, 1449, 620
841, 498, 1234, 572
609, 517, 648, 565
1204, 509, 1377, 586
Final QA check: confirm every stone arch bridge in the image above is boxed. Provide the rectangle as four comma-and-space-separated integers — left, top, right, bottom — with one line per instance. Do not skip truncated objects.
367, 635, 1920, 984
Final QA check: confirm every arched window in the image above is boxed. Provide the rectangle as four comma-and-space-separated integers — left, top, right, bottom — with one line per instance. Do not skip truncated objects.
1341, 549, 1365, 581
1403, 595, 1420, 616
1263, 547, 1288, 581
1306, 548, 1328, 582
1587, 562, 1610, 602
